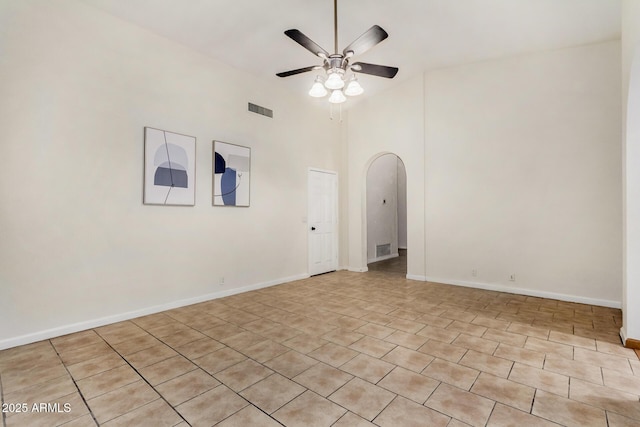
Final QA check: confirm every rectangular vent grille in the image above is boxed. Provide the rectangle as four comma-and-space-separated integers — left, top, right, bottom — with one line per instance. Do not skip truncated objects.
376, 244, 391, 257
248, 102, 273, 118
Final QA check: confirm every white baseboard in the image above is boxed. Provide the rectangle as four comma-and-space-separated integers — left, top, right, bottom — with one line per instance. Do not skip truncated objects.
620, 327, 628, 345
0, 273, 310, 351
367, 253, 400, 264
367, 253, 399, 264
348, 267, 369, 273
402, 275, 620, 309
422, 276, 621, 308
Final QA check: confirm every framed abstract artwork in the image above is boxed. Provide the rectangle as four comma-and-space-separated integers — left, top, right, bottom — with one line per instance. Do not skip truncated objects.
213, 141, 251, 207
143, 127, 196, 206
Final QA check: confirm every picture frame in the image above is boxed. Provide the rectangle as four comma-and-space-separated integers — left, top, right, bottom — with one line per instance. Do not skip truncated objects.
213, 141, 251, 207
143, 127, 196, 206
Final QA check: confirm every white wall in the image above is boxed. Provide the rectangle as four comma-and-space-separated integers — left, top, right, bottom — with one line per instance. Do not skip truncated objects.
0, 1, 341, 349
621, 0, 640, 342
424, 41, 622, 306
348, 41, 622, 307
366, 153, 399, 262
397, 158, 408, 249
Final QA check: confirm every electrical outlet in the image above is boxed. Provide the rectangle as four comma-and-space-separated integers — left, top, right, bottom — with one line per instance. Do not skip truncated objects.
509, 274, 516, 282
471, 269, 477, 277
220, 276, 225, 286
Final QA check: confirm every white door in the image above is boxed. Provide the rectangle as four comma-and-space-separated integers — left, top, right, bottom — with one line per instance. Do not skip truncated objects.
308, 169, 338, 276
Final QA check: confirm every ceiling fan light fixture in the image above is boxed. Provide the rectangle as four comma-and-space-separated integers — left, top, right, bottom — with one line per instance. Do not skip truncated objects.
324, 71, 345, 90
309, 76, 328, 97
328, 89, 347, 104
344, 76, 364, 96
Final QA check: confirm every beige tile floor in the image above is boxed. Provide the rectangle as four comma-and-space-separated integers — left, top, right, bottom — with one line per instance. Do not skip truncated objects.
1, 270, 639, 427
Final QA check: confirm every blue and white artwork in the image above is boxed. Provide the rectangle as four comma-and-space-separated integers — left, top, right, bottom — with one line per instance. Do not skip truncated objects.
213, 141, 250, 207
144, 127, 196, 206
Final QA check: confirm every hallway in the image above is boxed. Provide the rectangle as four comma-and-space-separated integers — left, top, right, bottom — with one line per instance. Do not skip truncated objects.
367, 249, 407, 275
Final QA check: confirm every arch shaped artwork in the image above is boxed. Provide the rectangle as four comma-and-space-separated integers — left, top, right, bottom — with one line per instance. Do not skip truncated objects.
143, 127, 196, 206
154, 143, 189, 188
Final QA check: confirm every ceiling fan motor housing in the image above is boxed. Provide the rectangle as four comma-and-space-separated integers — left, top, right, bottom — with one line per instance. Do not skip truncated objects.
327, 54, 346, 72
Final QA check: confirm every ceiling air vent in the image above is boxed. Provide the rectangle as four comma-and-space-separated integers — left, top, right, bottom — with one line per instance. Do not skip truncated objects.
248, 102, 273, 118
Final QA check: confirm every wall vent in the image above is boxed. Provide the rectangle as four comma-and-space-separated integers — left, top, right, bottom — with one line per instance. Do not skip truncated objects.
248, 102, 273, 118
376, 243, 391, 258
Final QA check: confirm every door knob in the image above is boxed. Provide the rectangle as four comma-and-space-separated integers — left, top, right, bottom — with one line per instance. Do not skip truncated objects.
311, 226, 316, 231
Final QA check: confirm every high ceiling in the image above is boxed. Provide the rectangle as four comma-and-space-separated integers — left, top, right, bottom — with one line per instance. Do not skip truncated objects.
81, 0, 621, 104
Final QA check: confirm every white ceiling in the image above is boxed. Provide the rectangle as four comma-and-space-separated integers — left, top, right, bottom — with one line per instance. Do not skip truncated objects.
81, 0, 621, 104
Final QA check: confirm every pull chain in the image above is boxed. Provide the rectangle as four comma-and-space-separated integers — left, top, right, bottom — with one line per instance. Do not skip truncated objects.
329, 103, 343, 122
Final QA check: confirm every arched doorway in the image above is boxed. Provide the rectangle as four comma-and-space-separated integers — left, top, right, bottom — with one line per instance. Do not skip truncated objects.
365, 153, 407, 274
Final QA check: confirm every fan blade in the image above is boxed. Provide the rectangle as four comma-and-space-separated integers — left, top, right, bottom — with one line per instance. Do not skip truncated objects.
351, 62, 398, 78
276, 66, 321, 78
342, 25, 388, 57
284, 29, 330, 58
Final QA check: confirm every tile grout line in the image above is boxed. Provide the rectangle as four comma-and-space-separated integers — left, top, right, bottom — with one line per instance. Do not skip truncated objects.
531, 388, 540, 418
1, 372, 6, 427
86, 330, 191, 426
370, 394, 400, 425
327, 377, 393, 424
50, 339, 100, 427
135, 315, 283, 424
605, 411, 613, 426
216, 402, 282, 427
332, 410, 351, 426
144, 320, 261, 417
423, 381, 469, 425
483, 401, 498, 427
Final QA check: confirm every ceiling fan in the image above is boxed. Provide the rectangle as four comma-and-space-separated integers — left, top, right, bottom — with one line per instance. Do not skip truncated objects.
276, 0, 398, 103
